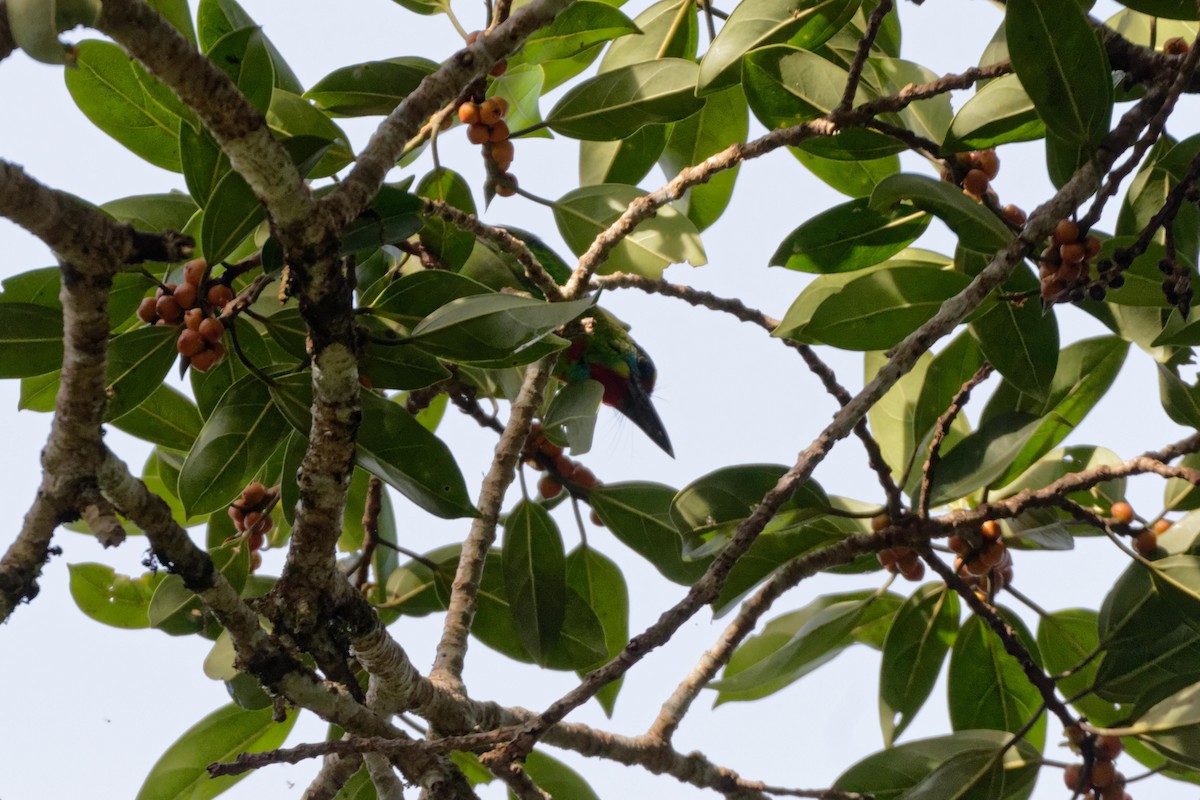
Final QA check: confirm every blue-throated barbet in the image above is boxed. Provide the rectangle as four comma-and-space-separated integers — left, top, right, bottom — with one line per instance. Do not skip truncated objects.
556, 309, 673, 457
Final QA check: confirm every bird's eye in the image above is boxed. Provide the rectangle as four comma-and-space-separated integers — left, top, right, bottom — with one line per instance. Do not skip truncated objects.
636, 353, 656, 392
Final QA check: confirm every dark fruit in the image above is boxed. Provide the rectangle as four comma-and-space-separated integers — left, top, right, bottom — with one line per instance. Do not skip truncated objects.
1054, 219, 1080, 245
589, 509, 604, 527
538, 475, 562, 499
183, 258, 206, 287
1134, 529, 1158, 556
1095, 734, 1124, 761
962, 168, 989, 198
467, 124, 490, 145
1064, 763, 1085, 791
207, 284, 234, 308
199, 317, 224, 344
136, 296, 158, 324
495, 173, 518, 197
176, 329, 205, 357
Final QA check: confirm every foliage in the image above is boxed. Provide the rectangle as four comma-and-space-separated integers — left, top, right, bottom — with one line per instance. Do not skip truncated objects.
6, 0, 1200, 798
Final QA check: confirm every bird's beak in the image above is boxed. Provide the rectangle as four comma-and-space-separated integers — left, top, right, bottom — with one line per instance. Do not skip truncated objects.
621, 381, 673, 458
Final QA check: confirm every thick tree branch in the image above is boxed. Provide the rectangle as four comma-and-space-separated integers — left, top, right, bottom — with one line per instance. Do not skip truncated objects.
0, 1, 15, 62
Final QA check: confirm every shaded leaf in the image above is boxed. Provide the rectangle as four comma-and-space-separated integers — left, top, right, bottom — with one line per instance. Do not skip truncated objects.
305, 57, 438, 116
589, 482, 711, 584
545, 59, 704, 140
503, 501, 568, 662
880, 583, 960, 745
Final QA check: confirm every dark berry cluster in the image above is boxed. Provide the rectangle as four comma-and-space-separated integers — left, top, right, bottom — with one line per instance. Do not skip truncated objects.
872, 514, 926, 582
948, 520, 1014, 596
522, 424, 604, 525
136, 258, 231, 372
1063, 730, 1131, 800
226, 481, 278, 573
1038, 219, 1104, 304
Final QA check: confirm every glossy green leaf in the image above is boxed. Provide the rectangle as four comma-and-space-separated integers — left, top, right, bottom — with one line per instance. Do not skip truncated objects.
792, 149, 899, 197
266, 89, 354, 178
189, 321, 271, 419
64, 40, 185, 171
880, 584, 960, 745
659, 84, 748, 230
566, 546, 629, 714
136, 703, 297, 800
514, 750, 602, 800
697, 0, 859, 94
928, 412, 1045, 506
867, 58, 952, 145
338, 186, 424, 255
1006, 0, 1112, 145
0, 303, 63, 377
206, 26, 274, 113
1129, 682, 1200, 768
670, 464, 828, 540
417, 168, 477, 271
111, 385, 204, 452
554, 183, 707, 277
771, 197, 929, 273
178, 377, 289, 516
103, 325, 180, 421
521, 1, 639, 63
358, 329, 451, 391
68, 564, 161, 629
371, 270, 492, 329
503, 501, 568, 661
101, 192, 199, 234
589, 482, 711, 584
1158, 364, 1200, 429
580, 124, 669, 187
945, 73, 1045, 151
948, 613, 1046, 750
407, 293, 592, 363
200, 169, 265, 266
798, 266, 972, 350
1037, 609, 1124, 725
196, 0, 302, 92
968, 294, 1058, 402
544, 379, 604, 455
305, 57, 438, 116
834, 730, 1041, 800
6, 0, 100, 63
870, 173, 1012, 253
488, 65, 552, 140
384, 544, 459, 616
599, 0, 698, 72
545, 59, 704, 140
910, 332, 984, 459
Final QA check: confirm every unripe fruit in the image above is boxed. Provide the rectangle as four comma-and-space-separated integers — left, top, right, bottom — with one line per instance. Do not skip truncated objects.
1054, 219, 1080, 245
1134, 529, 1158, 556
479, 98, 506, 125
1095, 734, 1124, 761
981, 520, 1001, 540
538, 475, 562, 499
173, 282, 197, 310
1064, 763, 1085, 791
871, 513, 891, 532
488, 121, 510, 143
975, 149, 1000, 179
137, 296, 158, 324
176, 328, 205, 357
207, 284, 234, 308
156, 294, 183, 324
1111, 502, 1134, 525
199, 316, 225, 344
458, 102, 481, 125
189, 348, 220, 373
1153, 518, 1171, 534
183, 258, 206, 287
962, 168, 989, 198
467, 124, 490, 145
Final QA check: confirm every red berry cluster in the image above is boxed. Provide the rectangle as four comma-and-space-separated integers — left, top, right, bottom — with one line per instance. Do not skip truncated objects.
522, 424, 604, 525
1063, 730, 1130, 800
942, 149, 1001, 202
136, 258, 232, 372
872, 514, 926, 582
226, 481, 278, 573
1110, 501, 1164, 557
949, 520, 1014, 595
1038, 219, 1105, 304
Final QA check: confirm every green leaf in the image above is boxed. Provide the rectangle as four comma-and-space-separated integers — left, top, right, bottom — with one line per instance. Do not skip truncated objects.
589, 482, 711, 584
598, 0, 698, 72
189, 320, 271, 418
111, 384, 204, 452
545, 59, 704, 140
180, 124, 227, 206
68, 564, 161, 629
670, 464, 828, 541
103, 325, 180, 420
944, 73, 1045, 151
870, 173, 1012, 253
338, 186, 424, 255
503, 501, 568, 662
522, 1, 640, 63
64, 40, 185, 171
948, 613, 1046, 750
205, 26, 274, 113
305, 57, 438, 116
513, 750, 602, 800
1158, 363, 1200, 429
834, 730, 1041, 800
771, 197, 929, 273
697, 0, 860, 94
178, 377, 290, 516
101, 192, 199, 233
1006, 0, 1112, 145
580, 124, 669, 187
880, 584, 960, 745
266, 89, 354, 179
543, 380, 604, 455
554, 183, 707, 277
384, 544, 459, 616
566, 546, 629, 714
5, 0, 100, 63
358, 330, 451, 391
928, 412, 1044, 505
799, 266, 972, 350
1112, 1, 1200, 19
371, 270, 492, 328
196, 0, 302, 92
200, 169, 265, 266
1038, 609, 1125, 725
968, 294, 1059, 402
659, 84, 748, 230
488, 64, 552, 140
136, 703, 297, 800
910, 332, 984, 457
417, 168, 477, 271
0, 303, 63, 377
792, 149, 899, 197
1129, 682, 1200, 768
407, 293, 592, 363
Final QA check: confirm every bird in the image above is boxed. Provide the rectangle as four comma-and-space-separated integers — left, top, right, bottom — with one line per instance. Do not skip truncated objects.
555, 308, 673, 457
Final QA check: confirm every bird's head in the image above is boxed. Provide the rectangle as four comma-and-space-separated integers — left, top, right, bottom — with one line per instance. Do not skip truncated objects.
556, 310, 673, 457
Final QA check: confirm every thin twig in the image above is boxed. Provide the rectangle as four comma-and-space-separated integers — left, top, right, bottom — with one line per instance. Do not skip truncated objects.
918, 363, 994, 517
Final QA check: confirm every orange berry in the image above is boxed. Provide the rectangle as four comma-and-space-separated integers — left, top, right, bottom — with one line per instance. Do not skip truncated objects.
466, 124, 490, 145
136, 296, 158, 324
871, 513, 891, 533
250, 551, 262, 572
877, 549, 899, 572
466, 30, 481, 45
206, 284, 234, 308
1153, 518, 1172, 534
156, 294, 183, 325
176, 328, 205, 357
538, 475, 562, 499
947, 535, 970, 555
479, 98, 506, 125
1134, 529, 1158, 556
227, 504, 245, 528
183, 258, 207, 287
1054, 219, 1080, 245
900, 558, 925, 582
974, 149, 1000, 179
1086, 235, 1102, 258
488, 120, 510, 143
962, 168, 989, 198
457, 102, 481, 125
490, 139, 514, 169
571, 467, 598, 490
1091, 760, 1116, 788
1111, 502, 1134, 525
966, 556, 991, 576
539, 438, 563, 458
173, 282, 197, 310
980, 540, 1006, 568
249, 530, 265, 551
1060, 241, 1087, 264
189, 348, 220, 373
490, 59, 507, 77
981, 520, 1001, 540
184, 307, 205, 331
1095, 734, 1124, 761
1002, 204, 1027, 226
198, 316, 224, 344
1164, 36, 1189, 55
